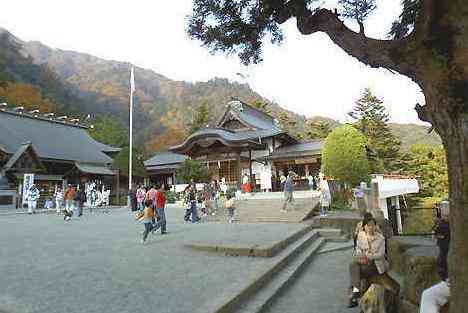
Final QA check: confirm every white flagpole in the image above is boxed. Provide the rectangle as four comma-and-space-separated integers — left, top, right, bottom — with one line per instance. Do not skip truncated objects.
129, 66, 135, 192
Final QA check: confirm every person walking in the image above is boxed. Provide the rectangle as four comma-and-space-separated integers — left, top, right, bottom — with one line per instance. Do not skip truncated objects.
64, 184, 76, 215
307, 174, 314, 191
280, 171, 294, 212
26, 184, 40, 214
152, 184, 168, 235
185, 185, 199, 223
136, 185, 146, 211
140, 199, 156, 244
75, 186, 87, 217
54, 187, 64, 214
319, 177, 331, 216
225, 193, 236, 223
211, 179, 220, 215
145, 185, 158, 223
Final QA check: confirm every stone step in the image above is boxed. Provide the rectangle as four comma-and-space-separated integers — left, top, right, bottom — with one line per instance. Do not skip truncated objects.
186, 224, 316, 258
315, 228, 343, 238
196, 230, 322, 313
233, 238, 326, 313
316, 240, 354, 255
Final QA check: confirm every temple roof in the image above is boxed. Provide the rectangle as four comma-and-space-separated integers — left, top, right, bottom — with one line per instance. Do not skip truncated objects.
0, 110, 117, 164
144, 152, 188, 167
266, 141, 324, 160
169, 128, 279, 154
217, 99, 282, 131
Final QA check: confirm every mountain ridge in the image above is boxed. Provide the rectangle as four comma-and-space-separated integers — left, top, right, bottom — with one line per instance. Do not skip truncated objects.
0, 27, 442, 153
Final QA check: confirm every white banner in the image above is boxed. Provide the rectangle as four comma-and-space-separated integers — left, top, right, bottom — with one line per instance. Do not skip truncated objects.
22, 173, 34, 206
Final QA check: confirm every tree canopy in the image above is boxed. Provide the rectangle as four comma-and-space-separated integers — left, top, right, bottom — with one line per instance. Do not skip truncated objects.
322, 125, 370, 186
88, 117, 129, 148
348, 88, 401, 172
188, 102, 210, 134
176, 159, 211, 183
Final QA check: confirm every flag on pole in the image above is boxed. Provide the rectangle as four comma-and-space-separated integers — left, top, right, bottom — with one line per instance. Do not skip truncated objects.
130, 66, 135, 93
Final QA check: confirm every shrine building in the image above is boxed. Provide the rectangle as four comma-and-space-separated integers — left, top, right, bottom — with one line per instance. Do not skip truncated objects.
146, 99, 324, 191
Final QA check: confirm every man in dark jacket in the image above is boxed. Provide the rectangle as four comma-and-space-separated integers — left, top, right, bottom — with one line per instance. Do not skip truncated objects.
419, 200, 450, 313
75, 186, 87, 217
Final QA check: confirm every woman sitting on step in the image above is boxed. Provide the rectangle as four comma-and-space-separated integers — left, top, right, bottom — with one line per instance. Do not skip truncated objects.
348, 217, 400, 308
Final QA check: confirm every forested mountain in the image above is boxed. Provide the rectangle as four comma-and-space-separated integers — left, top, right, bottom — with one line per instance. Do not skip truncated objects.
0, 27, 441, 153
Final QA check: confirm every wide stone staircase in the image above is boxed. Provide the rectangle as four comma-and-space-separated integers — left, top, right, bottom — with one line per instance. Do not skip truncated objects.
193, 225, 352, 313
206, 191, 320, 223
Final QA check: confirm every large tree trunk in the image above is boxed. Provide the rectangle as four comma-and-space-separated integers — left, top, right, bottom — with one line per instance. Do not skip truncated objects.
278, 2, 468, 311
440, 116, 468, 313
417, 92, 468, 313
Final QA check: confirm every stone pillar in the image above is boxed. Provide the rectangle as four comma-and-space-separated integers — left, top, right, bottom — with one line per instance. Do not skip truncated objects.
395, 196, 402, 234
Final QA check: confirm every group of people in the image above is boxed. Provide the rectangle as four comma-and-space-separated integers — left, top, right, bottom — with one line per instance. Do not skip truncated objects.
182, 180, 235, 223
347, 202, 451, 313
280, 171, 331, 216
24, 183, 87, 220
135, 184, 168, 244
54, 184, 87, 220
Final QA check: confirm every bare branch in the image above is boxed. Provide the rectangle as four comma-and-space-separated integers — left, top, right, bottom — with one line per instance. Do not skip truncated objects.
289, 8, 419, 81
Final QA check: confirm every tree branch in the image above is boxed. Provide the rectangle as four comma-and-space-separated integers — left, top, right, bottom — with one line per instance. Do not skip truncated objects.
278, 8, 421, 82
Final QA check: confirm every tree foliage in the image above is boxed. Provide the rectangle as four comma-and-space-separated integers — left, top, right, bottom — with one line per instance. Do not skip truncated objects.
176, 159, 211, 184
338, 0, 376, 23
400, 144, 448, 199
111, 146, 147, 178
186, 0, 385, 64
348, 88, 401, 172
187, 0, 285, 65
188, 102, 210, 134
389, 0, 420, 39
303, 120, 332, 139
322, 125, 370, 186
88, 117, 129, 147
0, 32, 81, 115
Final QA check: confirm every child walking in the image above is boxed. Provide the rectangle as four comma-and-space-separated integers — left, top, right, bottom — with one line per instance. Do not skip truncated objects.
141, 199, 156, 244
225, 194, 236, 223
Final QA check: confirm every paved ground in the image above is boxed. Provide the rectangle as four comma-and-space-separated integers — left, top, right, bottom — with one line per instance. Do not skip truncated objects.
265, 248, 359, 313
0, 205, 328, 313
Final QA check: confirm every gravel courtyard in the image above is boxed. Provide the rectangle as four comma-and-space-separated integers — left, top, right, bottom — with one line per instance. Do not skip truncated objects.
0, 206, 337, 313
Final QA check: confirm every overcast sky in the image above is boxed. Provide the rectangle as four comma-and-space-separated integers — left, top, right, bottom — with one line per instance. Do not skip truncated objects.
1, 0, 426, 124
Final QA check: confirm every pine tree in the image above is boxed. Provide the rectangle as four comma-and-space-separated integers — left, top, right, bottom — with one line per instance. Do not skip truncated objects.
348, 88, 401, 172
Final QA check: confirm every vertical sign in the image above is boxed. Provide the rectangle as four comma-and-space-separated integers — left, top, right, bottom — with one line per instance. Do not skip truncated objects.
22, 173, 34, 207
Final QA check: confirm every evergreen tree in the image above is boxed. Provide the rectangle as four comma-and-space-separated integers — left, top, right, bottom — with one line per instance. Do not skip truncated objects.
188, 102, 210, 134
304, 121, 332, 140
348, 88, 401, 172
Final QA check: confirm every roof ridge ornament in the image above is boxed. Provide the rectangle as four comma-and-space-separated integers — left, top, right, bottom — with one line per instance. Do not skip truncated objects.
229, 100, 243, 112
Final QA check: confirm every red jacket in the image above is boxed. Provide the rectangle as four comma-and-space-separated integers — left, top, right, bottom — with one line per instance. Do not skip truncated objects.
156, 191, 166, 209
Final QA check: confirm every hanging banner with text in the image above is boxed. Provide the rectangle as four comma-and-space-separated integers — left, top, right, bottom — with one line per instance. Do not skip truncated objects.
22, 173, 35, 207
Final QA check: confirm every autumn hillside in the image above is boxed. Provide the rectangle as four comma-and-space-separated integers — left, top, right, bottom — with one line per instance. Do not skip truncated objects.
0, 27, 441, 154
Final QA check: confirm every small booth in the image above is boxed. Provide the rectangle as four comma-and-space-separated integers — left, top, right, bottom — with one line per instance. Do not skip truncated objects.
371, 174, 420, 234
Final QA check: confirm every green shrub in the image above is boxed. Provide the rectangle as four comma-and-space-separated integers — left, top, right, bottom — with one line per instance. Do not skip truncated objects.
165, 191, 178, 203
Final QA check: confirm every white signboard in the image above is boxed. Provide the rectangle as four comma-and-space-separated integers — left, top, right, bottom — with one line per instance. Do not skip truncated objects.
22, 173, 34, 206
260, 164, 272, 190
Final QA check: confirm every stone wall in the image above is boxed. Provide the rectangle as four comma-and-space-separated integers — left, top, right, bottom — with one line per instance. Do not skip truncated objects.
388, 237, 447, 313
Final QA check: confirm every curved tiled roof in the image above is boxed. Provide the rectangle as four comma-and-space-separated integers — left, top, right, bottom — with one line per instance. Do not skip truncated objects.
0, 110, 114, 164
144, 152, 188, 167
169, 127, 282, 153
